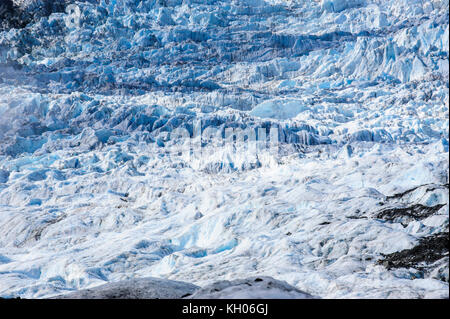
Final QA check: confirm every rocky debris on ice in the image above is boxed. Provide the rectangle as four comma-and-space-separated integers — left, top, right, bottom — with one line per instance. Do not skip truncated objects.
0, 169, 10, 183
374, 183, 448, 226
188, 276, 317, 299
378, 232, 449, 282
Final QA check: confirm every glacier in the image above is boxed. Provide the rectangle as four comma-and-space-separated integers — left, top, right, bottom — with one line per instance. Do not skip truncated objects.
0, 0, 448, 298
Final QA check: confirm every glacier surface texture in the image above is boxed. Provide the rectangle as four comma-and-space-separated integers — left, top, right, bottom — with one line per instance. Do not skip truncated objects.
0, 0, 448, 298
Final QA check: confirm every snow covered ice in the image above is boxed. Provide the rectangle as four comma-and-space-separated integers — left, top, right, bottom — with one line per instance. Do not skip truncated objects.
0, 0, 448, 298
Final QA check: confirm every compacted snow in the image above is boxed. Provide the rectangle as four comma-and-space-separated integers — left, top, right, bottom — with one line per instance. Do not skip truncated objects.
52, 276, 200, 299
52, 275, 314, 299
0, 0, 448, 298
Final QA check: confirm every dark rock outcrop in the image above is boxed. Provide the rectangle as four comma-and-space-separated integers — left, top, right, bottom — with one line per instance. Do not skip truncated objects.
378, 232, 449, 281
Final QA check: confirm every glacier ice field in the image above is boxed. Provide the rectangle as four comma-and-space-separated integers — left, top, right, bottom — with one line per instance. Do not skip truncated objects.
0, 0, 448, 298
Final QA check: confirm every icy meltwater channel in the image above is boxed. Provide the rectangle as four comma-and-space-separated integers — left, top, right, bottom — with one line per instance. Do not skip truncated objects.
0, 0, 448, 298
